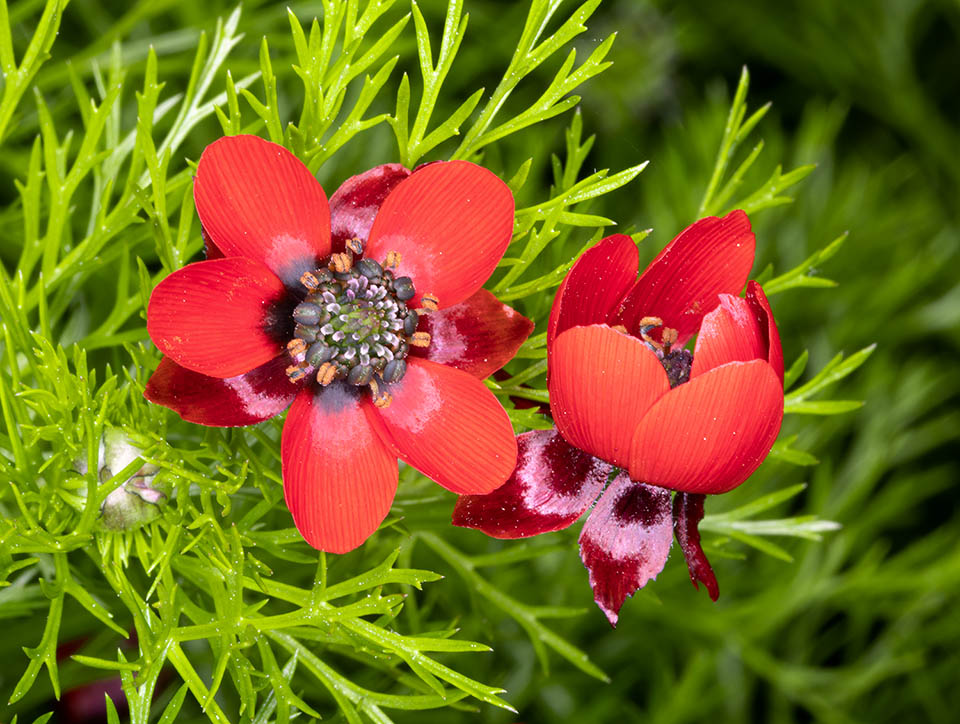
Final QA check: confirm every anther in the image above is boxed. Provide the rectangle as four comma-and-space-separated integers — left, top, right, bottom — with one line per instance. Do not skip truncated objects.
369, 378, 393, 409
420, 293, 439, 312
385, 250, 402, 270
300, 271, 320, 290
346, 238, 364, 255
409, 331, 431, 348
286, 363, 308, 382
611, 324, 629, 334
316, 362, 338, 386
661, 327, 679, 349
287, 338, 307, 358
329, 252, 353, 273
639, 316, 663, 328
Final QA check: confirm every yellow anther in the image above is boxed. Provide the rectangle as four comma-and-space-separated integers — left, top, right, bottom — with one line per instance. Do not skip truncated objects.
409, 331, 431, 348
420, 293, 439, 312
370, 380, 393, 408
287, 338, 307, 357
329, 252, 353, 273
317, 362, 338, 386
286, 363, 308, 382
300, 271, 320, 290
611, 324, 628, 334
346, 238, 364, 255
661, 327, 679, 348
639, 316, 663, 328
385, 250, 402, 270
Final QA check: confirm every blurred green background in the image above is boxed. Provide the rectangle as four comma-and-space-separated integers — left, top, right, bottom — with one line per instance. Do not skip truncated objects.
3, 0, 959, 722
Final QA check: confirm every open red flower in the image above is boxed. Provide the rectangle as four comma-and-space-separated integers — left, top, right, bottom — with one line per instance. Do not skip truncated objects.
454, 211, 784, 625
146, 135, 532, 553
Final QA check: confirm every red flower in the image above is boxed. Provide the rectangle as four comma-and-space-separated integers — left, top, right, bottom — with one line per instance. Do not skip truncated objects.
453, 211, 784, 625
146, 135, 532, 553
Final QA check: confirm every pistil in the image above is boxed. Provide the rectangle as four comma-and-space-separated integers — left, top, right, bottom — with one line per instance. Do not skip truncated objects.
285, 249, 436, 407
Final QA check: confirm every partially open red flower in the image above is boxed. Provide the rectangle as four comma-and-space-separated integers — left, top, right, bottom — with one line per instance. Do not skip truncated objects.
146, 135, 532, 553
454, 211, 784, 625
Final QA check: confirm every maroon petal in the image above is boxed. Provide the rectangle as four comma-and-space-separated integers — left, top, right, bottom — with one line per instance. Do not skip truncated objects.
452, 428, 611, 538
547, 233, 639, 354
579, 473, 674, 627
144, 356, 298, 426
672, 492, 719, 601
410, 289, 534, 379
329, 163, 411, 253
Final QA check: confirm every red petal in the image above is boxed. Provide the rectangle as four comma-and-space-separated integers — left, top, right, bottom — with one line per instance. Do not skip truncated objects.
410, 289, 533, 379
629, 360, 784, 494
579, 473, 674, 627
452, 428, 610, 538
549, 325, 670, 468
690, 293, 767, 378
746, 281, 784, 383
367, 357, 517, 495
547, 233, 638, 353
281, 385, 398, 553
145, 355, 297, 426
329, 163, 411, 253
612, 210, 755, 346
146, 258, 287, 378
193, 135, 331, 286
364, 161, 514, 308
672, 492, 719, 601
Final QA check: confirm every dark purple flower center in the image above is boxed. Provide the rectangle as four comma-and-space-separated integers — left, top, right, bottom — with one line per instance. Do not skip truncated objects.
284, 240, 433, 407
636, 316, 692, 388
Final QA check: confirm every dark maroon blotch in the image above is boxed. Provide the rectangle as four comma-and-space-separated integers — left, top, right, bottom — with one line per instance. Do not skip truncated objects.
672, 492, 720, 601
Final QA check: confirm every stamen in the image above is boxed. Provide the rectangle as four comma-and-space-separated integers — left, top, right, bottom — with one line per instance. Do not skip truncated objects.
661, 327, 678, 349
370, 378, 393, 408
286, 363, 308, 382
288, 255, 425, 398
420, 293, 439, 312
611, 324, 628, 334
329, 252, 353, 273
287, 338, 307, 358
385, 250, 402, 270
409, 331, 431, 348
316, 362, 338, 386
300, 271, 320, 290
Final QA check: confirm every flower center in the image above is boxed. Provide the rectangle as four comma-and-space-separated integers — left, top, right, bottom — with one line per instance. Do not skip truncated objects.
284, 240, 436, 408
632, 316, 692, 388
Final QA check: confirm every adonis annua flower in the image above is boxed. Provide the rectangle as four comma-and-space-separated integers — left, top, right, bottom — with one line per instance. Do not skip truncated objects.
146, 135, 532, 553
453, 211, 784, 625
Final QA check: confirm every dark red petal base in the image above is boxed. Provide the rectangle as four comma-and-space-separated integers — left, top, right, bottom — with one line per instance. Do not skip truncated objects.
411, 289, 534, 379
579, 474, 674, 627
328, 163, 411, 252
145, 355, 298, 426
672, 492, 719, 601
452, 428, 611, 538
